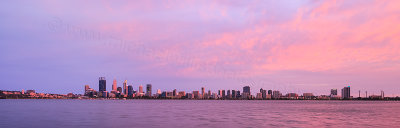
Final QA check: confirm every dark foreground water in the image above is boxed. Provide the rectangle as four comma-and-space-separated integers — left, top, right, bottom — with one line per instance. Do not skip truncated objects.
1, 100, 400, 128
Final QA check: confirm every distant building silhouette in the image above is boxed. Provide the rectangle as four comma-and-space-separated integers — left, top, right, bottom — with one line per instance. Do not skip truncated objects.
331, 89, 338, 96
243, 86, 251, 99
341, 86, 351, 99
123, 80, 128, 95
112, 79, 117, 91
117, 87, 122, 93
146, 84, 152, 97
128, 85, 133, 96
99, 77, 106, 92
268, 90, 272, 95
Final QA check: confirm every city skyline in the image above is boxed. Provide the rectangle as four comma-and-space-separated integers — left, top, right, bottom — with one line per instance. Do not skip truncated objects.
1, 0, 400, 96
78, 76, 386, 99
2, 76, 391, 100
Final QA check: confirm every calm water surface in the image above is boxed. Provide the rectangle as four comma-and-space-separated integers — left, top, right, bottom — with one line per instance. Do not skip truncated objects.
1, 99, 399, 128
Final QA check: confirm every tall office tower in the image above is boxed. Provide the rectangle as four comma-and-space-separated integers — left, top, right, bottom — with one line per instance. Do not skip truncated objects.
117, 87, 122, 93
99, 77, 106, 92
201, 87, 205, 97
331, 89, 338, 96
272, 91, 281, 99
208, 90, 211, 97
173, 89, 177, 97
123, 80, 128, 95
243, 86, 251, 98
218, 90, 222, 97
139, 85, 143, 94
261, 89, 267, 99
268, 90, 272, 95
341, 86, 351, 99
128, 85, 133, 96
232, 90, 236, 98
227, 90, 231, 98
381, 91, 384, 99
85, 85, 90, 93
192, 91, 200, 99
222, 90, 226, 98
112, 79, 117, 91
146, 84, 152, 97
236, 91, 241, 98
243, 86, 250, 95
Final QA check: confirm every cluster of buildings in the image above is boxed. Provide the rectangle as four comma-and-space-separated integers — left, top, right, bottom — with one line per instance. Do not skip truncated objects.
0, 89, 75, 99
80, 77, 386, 100
0, 77, 391, 100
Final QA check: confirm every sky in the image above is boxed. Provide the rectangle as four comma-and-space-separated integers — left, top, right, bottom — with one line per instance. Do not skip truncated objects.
1, 0, 400, 96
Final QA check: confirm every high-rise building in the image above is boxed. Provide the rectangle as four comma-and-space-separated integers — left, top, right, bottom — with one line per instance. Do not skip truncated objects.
208, 90, 211, 97
193, 91, 200, 99
341, 86, 351, 99
173, 89, 177, 97
232, 90, 236, 98
331, 89, 338, 96
112, 79, 117, 91
146, 84, 152, 97
99, 77, 106, 92
260, 88, 267, 99
268, 90, 272, 95
201, 87, 205, 97
242, 86, 251, 99
272, 91, 281, 99
227, 90, 231, 99
123, 80, 128, 95
236, 91, 241, 98
222, 90, 226, 98
139, 85, 143, 94
243, 86, 250, 95
128, 85, 133, 96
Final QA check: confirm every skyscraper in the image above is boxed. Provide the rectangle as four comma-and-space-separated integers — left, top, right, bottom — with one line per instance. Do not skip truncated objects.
260, 88, 267, 99
341, 86, 351, 99
268, 90, 272, 95
243, 86, 250, 95
243, 86, 251, 98
193, 91, 200, 99
272, 90, 281, 99
146, 84, 152, 97
112, 79, 117, 91
139, 85, 143, 94
123, 80, 128, 95
99, 77, 106, 92
232, 90, 236, 99
128, 85, 133, 96
331, 89, 338, 96
201, 87, 205, 97
227, 90, 231, 99
173, 89, 177, 97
